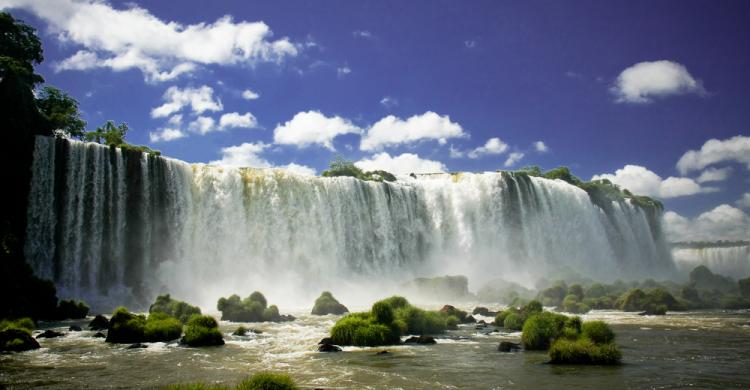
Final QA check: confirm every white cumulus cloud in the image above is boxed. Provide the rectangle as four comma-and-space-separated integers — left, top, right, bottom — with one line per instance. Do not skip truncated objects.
273, 111, 362, 150
149, 128, 185, 143
696, 167, 732, 183
676, 135, 750, 174
467, 137, 508, 159
737, 193, 750, 209
355, 152, 447, 175
282, 163, 316, 176
611, 60, 704, 103
151, 86, 223, 118
241, 89, 260, 100
592, 164, 715, 199
534, 141, 548, 153
1, 0, 299, 82
663, 205, 750, 242
360, 112, 466, 151
219, 112, 258, 129
504, 152, 524, 167
188, 116, 216, 135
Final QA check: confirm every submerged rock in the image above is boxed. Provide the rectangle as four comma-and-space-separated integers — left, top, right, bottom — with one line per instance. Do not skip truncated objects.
127, 343, 147, 349
318, 337, 334, 345
233, 326, 248, 336
88, 315, 109, 330
69, 325, 82, 332
36, 330, 64, 339
92, 332, 106, 338
404, 335, 437, 345
473, 307, 498, 317
498, 341, 522, 352
0, 329, 41, 352
375, 350, 390, 355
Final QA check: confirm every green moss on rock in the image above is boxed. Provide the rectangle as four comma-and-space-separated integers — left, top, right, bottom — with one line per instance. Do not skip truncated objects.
311, 291, 348, 315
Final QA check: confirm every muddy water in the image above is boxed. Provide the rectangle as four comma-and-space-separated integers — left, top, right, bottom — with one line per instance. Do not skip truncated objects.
1, 309, 749, 389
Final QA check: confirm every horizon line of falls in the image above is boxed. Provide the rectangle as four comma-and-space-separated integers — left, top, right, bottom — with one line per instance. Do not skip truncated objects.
25, 136, 674, 311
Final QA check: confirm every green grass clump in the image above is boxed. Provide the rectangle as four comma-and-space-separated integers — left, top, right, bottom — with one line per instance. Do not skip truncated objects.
581, 321, 615, 344
311, 291, 348, 315
236, 372, 298, 390
521, 312, 567, 350
165, 372, 297, 390
144, 312, 183, 342
0, 318, 35, 333
149, 294, 202, 324
503, 313, 524, 331
182, 315, 224, 347
329, 296, 458, 347
217, 292, 292, 322
106, 307, 146, 343
548, 338, 621, 365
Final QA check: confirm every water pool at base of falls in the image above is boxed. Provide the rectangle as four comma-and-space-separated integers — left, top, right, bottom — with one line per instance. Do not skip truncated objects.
2, 309, 749, 389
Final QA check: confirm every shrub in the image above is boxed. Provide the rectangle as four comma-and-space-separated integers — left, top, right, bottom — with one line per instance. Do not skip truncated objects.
311, 291, 348, 315
329, 314, 398, 346
438, 305, 470, 323
56, 300, 89, 319
548, 338, 621, 365
521, 312, 567, 350
581, 321, 615, 344
236, 372, 297, 390
380, 296, 410, 310
446, 316, 459, 330
503, 313, 524, 331
0, 317, 35, 333
182, 315, 224, 347
217, 292, 291, 323
494, 309, 513, 326
106, 307, 146, 344
522, 300, 543, 316
372, 301, 395, 324
144, 312, 182, 342
149, 294, 202, 324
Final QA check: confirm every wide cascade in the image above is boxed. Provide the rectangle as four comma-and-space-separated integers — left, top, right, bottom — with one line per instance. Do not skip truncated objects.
672, 244, 750, 277
25, 137, 673, 309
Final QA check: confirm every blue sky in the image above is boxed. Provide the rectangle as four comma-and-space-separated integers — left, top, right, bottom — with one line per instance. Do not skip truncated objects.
2, 0, 750, 240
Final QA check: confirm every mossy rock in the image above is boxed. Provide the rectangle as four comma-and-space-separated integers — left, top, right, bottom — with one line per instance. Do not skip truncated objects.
144, 312, 183, 342
0, 328, 40, 352
106, 307, 146, 344
311, 292, 348, 315
182, 315, 224, 347
88, 314, 109, 330
149, 294, 201, 324
56, 300, 89, 319
548, 338, 621, 365
330, 314, 399, 347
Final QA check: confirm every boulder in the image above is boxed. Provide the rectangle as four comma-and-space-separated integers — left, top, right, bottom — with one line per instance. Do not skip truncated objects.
88, 315, 109, 330
311, 292, 349, 315
375, 350, 390, 355
404, 335, 437, 344
69, 325, 82, 332
318, 343, 342, 352
0, 329, 41, 352
127, 343, 147, 349
498, 341, 522, 352
318, 337, 334, 345
36, 330, 64, 339
93, 332, 106, 338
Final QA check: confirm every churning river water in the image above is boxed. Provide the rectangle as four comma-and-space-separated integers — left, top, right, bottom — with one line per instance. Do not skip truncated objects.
2, 308, 749, 389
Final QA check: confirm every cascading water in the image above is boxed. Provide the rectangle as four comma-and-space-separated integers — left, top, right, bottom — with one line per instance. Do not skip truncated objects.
672, 245, 750, 278
24, 137, 674, 310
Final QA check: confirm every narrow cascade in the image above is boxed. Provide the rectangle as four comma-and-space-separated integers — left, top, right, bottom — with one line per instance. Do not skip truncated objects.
672, 245, 750, 278
24, 136, 674, 310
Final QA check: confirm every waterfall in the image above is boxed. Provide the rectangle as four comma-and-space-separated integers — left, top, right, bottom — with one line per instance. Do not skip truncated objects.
672, 245, 750, 278
24, 137, 674, 310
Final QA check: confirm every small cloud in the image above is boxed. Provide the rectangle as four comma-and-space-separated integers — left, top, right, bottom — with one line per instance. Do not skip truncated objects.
283, 163, 316, 176
504, 152, 524, 167
149, 128, 185, 143
188, 116, 216, 135
611, 60, 705, 104
592, 164, 716, 199
356, 152, 447, 175
449, 144, 464, 159
737, 192, 750, 209
242, 89, 260, 100
361, 112, 466, 151
219, 112, 258, 129
380, 96, 398, 109
353, 30, 373, 39
696, 167, 732, 183
565, 71, 582, 79
468, 137, 508, 159
464, 40, 477, 48
677, 135, 750, 174
274, 110, 362, 150
337, 65, 352, 78
151, 85, 223, 118
533, 141, 548, 153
